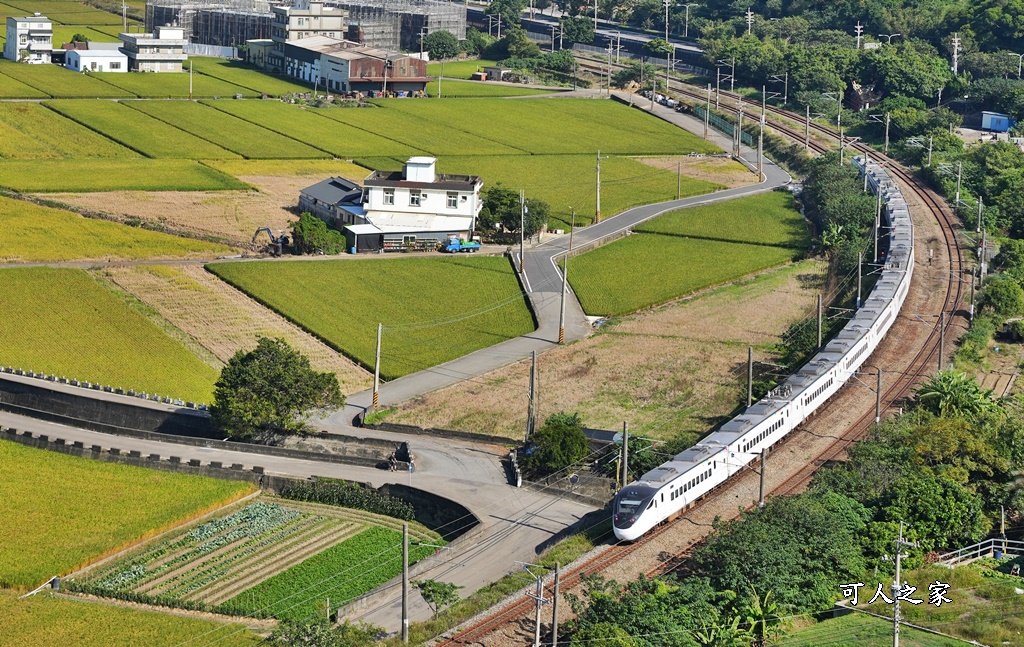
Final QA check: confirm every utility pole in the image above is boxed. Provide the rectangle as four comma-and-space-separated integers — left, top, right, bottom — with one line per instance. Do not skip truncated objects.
864, 150, 870, 192
758, 85, 765, 179
854, 21, 863, 49
745, 6, 754, 34
606, 43, 613, 96
758, 448, 766, 508
595, 150, 602, 223
951, 32, 961, 75
970, 266, 976, 321
558, 253, 567, 344
532, 354, 540, 440
977, 196, 984, 233
620, 421, 629, 486
805, 105, 811, 150
189, 59, 193, 100
954, 161, 963, 209
533, 573, 543, 647
884, 112, 891, 154
402, 522, 409, 643
593, 0, 598, 29
857, 252, 863, 308
677, 159, 682, 199
372, 323, 382, 412
569, 207, 575, 251
730, 56, 736, 93
519, 189, 525, 273
663, 0, 671, 41
552, 563, 561, 647
704, 83, 711, 140
981, 228, 988, 283
1001, 506, 1007, 553
892, 522, 919, 647
927, 135, 934, 167
938, 311, 945, 372
747, 346, 753, 407
817, 294, 822, 348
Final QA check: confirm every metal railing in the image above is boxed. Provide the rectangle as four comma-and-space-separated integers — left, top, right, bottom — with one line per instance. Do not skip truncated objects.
693, 105, 754, 146
937, 537, 1024, 566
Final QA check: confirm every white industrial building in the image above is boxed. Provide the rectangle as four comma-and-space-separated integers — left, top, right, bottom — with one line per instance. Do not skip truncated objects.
65, 43, 128, 72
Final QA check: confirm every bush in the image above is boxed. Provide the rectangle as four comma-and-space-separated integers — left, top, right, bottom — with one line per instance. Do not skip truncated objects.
521, 412, 589, 477
291, 211, 347, 255
279, 478, 415, 520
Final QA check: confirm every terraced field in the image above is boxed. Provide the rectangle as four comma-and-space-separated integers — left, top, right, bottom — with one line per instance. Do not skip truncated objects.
75, 497, 441, 620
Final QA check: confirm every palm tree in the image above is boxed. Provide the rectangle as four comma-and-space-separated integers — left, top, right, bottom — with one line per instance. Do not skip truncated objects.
915, 370, 999, 419
743, 589, 782, 647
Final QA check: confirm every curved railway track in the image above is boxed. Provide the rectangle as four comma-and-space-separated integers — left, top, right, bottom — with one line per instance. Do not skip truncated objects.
435, 61, 966, 646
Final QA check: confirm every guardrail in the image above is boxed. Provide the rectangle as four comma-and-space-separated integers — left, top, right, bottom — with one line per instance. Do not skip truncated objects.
0, 365, 207, 410
937, 538, 1024, 566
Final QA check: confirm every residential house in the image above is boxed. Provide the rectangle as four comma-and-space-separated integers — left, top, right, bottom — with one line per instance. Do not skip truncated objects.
118, 26, 188, 72
65, 42, 128, 73
268, 0, 347, 71
4, 15, 52, 64
300, 157, 483, 252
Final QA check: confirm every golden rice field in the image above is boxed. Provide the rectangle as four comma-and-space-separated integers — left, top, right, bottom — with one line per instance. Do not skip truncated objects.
0, 439, 254, 589
0, 195, 231, 262
0, 268, 220, 402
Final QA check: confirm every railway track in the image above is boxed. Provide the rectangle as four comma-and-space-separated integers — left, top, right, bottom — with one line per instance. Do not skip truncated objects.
436, 61, 965, 646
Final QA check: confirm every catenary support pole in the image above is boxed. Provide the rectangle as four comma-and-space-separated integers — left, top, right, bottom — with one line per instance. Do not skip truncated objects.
677, 159, 681, 200
705, 84, 711, 140
621, 421, 629, 486
527, 350, 537, 440
519, 190, 525, 273
938, 312, 945, 372
747, 346, 753, 408
758, 448, 766, 508
884, 112, 891, 154
552, 563, 560, 647
857, 252, 863, 309
893, 521, 903, 647
558, 254, 567, 344
595, 150, 602, 222
533, 575, 543, 647
817, 294, 822, 348
875, 369, 882, 426
805, 105, 810, 150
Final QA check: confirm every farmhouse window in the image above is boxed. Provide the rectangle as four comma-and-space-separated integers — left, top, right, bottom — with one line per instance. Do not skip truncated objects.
110, 61, 121, 70
447, 192, 458, 209
383, 188, 395, 205
409, 190, 422, 207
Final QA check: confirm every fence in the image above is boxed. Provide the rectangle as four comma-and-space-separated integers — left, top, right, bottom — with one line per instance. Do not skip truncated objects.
937, 537, 1024, 566
693, 105, 754, 146
184, 43, 235, 58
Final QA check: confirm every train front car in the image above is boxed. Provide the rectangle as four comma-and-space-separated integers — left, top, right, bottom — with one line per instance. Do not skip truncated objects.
612, 483, 659, 541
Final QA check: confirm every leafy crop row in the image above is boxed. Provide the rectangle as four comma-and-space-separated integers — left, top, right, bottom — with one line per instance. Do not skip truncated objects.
280, 479, 414, 520
220, 526, 438, 621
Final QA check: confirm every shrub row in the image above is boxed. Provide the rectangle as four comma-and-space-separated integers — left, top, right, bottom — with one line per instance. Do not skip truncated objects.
279, 479, 414, 520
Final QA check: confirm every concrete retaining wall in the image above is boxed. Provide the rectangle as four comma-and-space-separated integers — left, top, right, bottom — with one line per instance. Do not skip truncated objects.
363, 419, 520, 446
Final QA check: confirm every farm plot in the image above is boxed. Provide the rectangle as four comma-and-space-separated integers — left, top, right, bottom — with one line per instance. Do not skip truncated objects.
635, 191, 810, 248
0, 439, 253, 589
0, 195, 231, 262
207, 256, 535, 380
425, 79, 560, 97
203, 99, 422, 159
50, 160, 368, 241
49, 25, 121, 44
569, 235, 800, 316
5, 1, 124, 24
91, 70, 257, 99
44, 100, 239, 159
187, 56, 314, 97
356, 154, 723, 229
390, 260, 827, 440
0, 159, 248, 192
222, 525, 437, 621
74, 497, 441, 621
380, 98, 721, 155
312, 104, 528, 156
125, 101, 327, 159
0, 102, 136, 158
0, 589, 261, 647
101, 265, 372, 393
0, 71, 48, 99
0, 58, 131, 98
0, 268, 220, 402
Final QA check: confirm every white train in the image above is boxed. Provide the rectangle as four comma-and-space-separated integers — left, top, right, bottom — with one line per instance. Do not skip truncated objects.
613, 157, 914, 541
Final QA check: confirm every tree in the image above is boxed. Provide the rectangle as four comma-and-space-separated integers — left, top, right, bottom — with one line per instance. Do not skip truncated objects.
420, 30, 460, 60
570, 623, 638, 647
880, 471, 990, 551
560, 15, 594, 44
486, 0, 527, 34
462, 27, 495, 56
643, 37, 672, 59
521, 412, 588, 476
915, 370, 999, 419
412, 579, 463, 616
502, 27, 542, 58
612, 61, 661, 90
291, 212, 346, 255
212, 337, 344, 440
268, 619, 380, 647
71, 33, 89, 43
478, 184, 549, 239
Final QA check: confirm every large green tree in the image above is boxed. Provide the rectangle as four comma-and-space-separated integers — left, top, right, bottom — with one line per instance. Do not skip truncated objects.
291, 212, 346, 255
478, 184, 549, 239
420, 30, 460, 60
521, 412, 588, 476
212, 337, 344, 440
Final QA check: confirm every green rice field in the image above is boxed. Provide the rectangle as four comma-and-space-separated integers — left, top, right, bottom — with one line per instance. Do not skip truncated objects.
379, 98, 720, 155
0, 439, 253, 588
49, 25, 121, 44
90, 70, 258, 99
782, 612, 964, 646
44, 100, 239, 159
567, 193, 809, 315
426, 58, 499, 79
356, 154, 723, 229
635, 191, 810, 248
0, 159, 249, 192
0, 58, 132, 98
426, 79, 559, 97
187, 56, 313, 97
312, 104, 527, 156
0, 268, 220, 401
207, 256, 535, 379
125, 100, 327, 159
224, 526, 435, 621
203, 158, 369, 181
203, 99, 422, 159
0, 71, 46, 99
5, 1, 124, 24
0, 590, 259, 647
0, 102, 136, 158
0, 195, 231, 262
